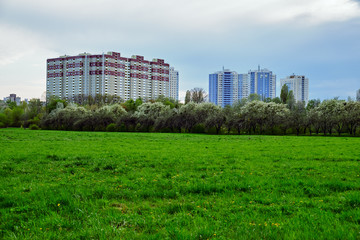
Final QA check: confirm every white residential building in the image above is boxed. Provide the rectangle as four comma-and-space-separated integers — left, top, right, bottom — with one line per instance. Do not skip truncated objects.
239, 73, 250, 100
280, 75, 309, 105
46, 51, 178, 102
209, 69, 250, 107
169, 67, 179, 101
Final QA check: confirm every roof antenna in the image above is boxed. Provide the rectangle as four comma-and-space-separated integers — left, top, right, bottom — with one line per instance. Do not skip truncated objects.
223, 66, 224, 71
258, 64, 260, 71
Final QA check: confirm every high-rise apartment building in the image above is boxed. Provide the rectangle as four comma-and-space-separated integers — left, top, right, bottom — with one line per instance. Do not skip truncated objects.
239, 74, 250, 100
169, 67, 179, 101
209, 69, 249, 107
280, 75, 309, 105
46, 51, 178, 101
248, 66, 276, 100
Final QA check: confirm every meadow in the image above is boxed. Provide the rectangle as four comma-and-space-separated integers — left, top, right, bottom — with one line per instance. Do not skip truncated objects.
0, 128, 360, 239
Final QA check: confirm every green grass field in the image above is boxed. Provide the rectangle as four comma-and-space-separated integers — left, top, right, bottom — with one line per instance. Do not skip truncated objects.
1, 129, 360, 239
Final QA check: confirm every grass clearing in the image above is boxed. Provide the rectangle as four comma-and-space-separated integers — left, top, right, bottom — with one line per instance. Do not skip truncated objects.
1, 128, 360, 239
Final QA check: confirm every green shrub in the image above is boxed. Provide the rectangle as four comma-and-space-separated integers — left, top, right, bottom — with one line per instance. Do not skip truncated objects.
106, 123, 117, 132
29, 124, 40, 130
118, 123, 127, 132
94, 126, 105, 132
192, 124, 206, 133
206, 126, 219, 134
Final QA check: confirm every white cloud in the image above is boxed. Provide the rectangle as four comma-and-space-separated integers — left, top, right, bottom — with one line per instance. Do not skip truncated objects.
3, 0, 360, 34
0, 23, 57, 66
0, 24, 35, 65
0, 24, 59, 99
0, 0, 359, 100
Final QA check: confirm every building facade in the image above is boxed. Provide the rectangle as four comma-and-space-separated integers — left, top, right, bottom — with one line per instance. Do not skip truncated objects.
3, 94, 21, 105
46, 51, 178, 101
238, 74, 250, 100
280, 75, 309, 105
169, 67, 179, 101
209, 69, 249, 107
248, 66, 276, 100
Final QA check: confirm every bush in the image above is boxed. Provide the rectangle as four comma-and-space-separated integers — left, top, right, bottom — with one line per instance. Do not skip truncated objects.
206, 126, 219, 134
29, 124, 40, 130
94, 126, 105, 132
117, 123, 127, 132
106, 123, 117, 132
192, 124, 206, 133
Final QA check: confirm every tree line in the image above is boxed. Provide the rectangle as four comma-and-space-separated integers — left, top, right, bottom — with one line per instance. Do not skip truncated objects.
1, 89, 360, 136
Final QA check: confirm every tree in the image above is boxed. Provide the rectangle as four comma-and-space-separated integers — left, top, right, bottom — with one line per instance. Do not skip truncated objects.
135, 102, 170, 131
154, 108, 183, 133
192, 88, 207, 103
317, 100, 338, 135
6, 100, 17, 110
46, 96, 67, 113
242, 101, 267, 134
224, 102, 246, 134
117, 112, 138, 132
289, 101, 306, 135
306, 99, 321, 111
264, 102, 289, 134
42, 103, 88, 130
156, 95, 176, 109
271, 97, 282, 104
280, 84, 289, 104
332, 101, 347, 136
178, 102, 197, 132
185, 90, 191, 104
123, 98, 143, 112
194, 102, 219, 124
192, 102, 225, 134
0, 112, 10, 128
287, 90, 295, 110
308, 108, 321, 135
0, 100, 7, 111
344, 101, 360, 135
248, 93, 261, 102
204, 107, 225, 134
26, 99, 43, 119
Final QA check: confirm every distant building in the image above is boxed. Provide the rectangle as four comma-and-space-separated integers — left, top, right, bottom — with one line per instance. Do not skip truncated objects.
209, 69, 249, 107
248, 66, 276, 100
46, 51, 178, 101
357, 89, 360, 102
3, 94, 21, 105
239, 74, 250, 100
280, 75, 309, 105
169, 67, 179, 101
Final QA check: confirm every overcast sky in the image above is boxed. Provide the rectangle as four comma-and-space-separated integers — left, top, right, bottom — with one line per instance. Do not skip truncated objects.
1, 0, 360, 101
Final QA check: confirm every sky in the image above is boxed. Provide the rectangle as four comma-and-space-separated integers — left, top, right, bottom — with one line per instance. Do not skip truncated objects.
0, 0, 360, 102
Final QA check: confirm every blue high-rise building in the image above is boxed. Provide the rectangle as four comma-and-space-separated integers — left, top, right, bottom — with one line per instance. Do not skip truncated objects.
238, 74, 249, 100
209, 69, 249, 107
209, 73, 219, 105
248, 66, 276, 100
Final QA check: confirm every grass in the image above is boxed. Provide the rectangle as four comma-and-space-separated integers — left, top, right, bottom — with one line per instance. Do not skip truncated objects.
0, 128, 360, 239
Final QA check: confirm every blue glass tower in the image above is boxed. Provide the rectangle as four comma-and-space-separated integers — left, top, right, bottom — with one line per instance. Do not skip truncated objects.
222, 71, 235, 107
209, 69, 245, 107
249, 66, 276, 100
209, 73, 218, 105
